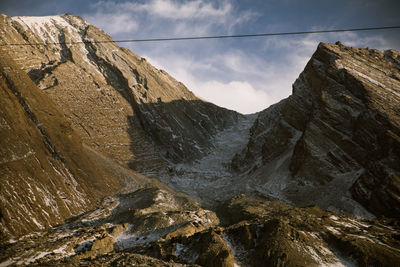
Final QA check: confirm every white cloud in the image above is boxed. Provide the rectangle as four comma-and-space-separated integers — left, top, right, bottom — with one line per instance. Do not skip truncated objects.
84, 12, 138, 35
84, 0, 255, 36
144, 53, 276, 114
89, 0, 233, 20
195, 80, 272, 114
138, 0, 233, 20
333, 32, 390, 50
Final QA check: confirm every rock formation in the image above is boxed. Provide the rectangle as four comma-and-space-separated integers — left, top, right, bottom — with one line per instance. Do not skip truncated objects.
2, 191, 399, 266
0, 49, 121, 237
232, 42, 400, 218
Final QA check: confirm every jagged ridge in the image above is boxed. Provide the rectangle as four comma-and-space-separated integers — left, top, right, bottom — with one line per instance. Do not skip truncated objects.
232, 42, 400, 218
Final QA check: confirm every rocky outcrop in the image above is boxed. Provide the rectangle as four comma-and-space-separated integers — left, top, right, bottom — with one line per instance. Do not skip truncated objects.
231, 99, 297, 174
0, 184, 220, 266
232, 42, 400, 218
3, 193, 399, 266
0, 14, 239, 176
216, 195, 400, 267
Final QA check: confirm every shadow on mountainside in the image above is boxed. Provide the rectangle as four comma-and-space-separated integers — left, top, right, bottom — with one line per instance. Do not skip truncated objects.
110, 82, 241, 177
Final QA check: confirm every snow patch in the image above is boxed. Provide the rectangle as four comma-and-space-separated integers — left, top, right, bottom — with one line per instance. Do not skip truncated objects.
12, 16, 75, 44
115, 227, 163, 250
222, 233, 245, 267
326, 226, 341, 235
75, 237, 96, 253
173, 242, 199, 263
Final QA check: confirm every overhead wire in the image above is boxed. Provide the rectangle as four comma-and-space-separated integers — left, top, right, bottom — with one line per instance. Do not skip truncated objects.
1, 25, 400, 46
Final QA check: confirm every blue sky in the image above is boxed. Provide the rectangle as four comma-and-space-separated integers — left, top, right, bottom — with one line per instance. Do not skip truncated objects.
1, 0, 400, 113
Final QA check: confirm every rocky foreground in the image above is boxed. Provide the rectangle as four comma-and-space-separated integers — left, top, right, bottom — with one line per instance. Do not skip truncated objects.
2, 186, 400, 266
1, 14, 400, 266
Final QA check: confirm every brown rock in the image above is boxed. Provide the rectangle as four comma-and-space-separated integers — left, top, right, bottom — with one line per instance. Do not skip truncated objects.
0, 49, 120, 237
90, 236, 114, 254
231, 42, 400, 218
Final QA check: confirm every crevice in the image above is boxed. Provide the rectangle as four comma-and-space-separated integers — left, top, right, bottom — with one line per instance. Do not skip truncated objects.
27, 62, 59, 85
57, 29, 74, 63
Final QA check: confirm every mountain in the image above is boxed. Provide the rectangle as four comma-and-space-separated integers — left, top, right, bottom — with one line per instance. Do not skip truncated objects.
232, 42, 400, 218
0, 49, 121, 237
0, 13, 239, 238
1, 13, 400, 266
0, 14, 239, 176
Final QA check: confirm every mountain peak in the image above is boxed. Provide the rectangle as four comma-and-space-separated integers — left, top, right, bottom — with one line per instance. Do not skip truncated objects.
232, 41, 400, 218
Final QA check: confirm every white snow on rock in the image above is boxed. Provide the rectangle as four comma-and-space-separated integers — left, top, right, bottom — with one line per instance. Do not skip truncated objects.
173, 242, 199, 263
114, 224, 169, 250
12, 16, 76, 44
222, 233, 245, 267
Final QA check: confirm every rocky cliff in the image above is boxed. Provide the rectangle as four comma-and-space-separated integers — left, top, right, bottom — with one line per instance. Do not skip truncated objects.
232, 42, 400, 218
0, 49, 122, 237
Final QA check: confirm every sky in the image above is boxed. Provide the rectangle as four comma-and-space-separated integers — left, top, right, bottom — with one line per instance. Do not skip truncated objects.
1, 0, 400, 114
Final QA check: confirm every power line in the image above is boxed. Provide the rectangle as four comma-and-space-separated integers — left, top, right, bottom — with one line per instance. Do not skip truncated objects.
1, 25, 400, 46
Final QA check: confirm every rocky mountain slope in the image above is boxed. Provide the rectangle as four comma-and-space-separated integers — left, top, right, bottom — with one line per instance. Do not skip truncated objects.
0, 49, 122, 237
1, 13, 400, 267
232, 42, 400, 219
0, 14, 239, 176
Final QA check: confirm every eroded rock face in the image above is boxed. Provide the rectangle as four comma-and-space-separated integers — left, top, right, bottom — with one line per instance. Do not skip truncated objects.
233, 42, 400, 218
0, 14, 239, 176
0, 50, 121, 238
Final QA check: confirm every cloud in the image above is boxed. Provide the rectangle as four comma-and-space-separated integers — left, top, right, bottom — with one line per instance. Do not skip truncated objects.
84, 0, 255, 36
89, 0, 233, 20
195, 80, 272, 114
84, 12, 138, 35
137, 0, 233, 20
144, 52, 277, 114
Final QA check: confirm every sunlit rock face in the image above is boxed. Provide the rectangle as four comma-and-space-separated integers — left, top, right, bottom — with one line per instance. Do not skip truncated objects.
232, 42, 400, 218
0, 49, 121, 237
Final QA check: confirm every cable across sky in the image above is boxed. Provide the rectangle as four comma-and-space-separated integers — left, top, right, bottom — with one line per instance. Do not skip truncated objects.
1, 25, 400, 46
